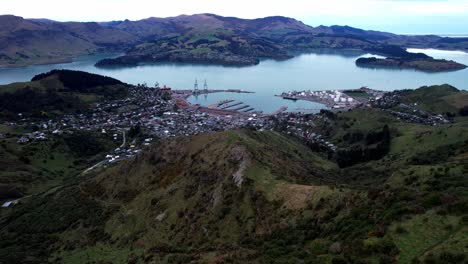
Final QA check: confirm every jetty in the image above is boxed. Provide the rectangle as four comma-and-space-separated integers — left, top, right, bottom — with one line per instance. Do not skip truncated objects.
222, 102, 243, 109
217, 99, 235, 107
232, 105, 250, 111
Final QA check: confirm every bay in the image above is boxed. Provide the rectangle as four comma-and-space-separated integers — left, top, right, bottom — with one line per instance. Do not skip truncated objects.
1, 49, 467, 113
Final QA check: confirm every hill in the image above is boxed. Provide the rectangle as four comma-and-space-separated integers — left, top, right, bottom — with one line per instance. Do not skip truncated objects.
0, 15, 136, 67
0, 73, 467, 264
1, 111, 467, 263
1, 14, 468, 67
0, 70, 129, 202
374, 84, 468, 117
0, 70, 128, 119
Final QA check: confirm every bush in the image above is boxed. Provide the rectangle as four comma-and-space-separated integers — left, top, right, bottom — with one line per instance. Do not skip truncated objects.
459, 105, 468, 116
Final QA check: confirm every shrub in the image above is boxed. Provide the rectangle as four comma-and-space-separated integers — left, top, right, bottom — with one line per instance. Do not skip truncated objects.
459, 105, 468, 116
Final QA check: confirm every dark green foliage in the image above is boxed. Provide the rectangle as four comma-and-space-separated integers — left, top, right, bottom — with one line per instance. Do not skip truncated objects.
0, 86, 87, 116
423, 251, 466, 264
128, 124, 142, 138
320, 109, 338, 120
31, 69, 123, 90
0, 70, 128, 120
336, 125, 391, 167
411, 141, 467, 165
365, 45, 430, 59
64, 132, 106, 156
459, 105, 468, 116
0, 187, 108, 264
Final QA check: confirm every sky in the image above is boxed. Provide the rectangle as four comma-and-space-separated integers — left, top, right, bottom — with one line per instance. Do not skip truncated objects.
2, 0, 468, 34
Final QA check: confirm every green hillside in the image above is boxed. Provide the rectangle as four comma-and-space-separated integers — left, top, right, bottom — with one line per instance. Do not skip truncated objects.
0, 70, 128, 119
0, 77, 467, 264
1, 115, 466, 263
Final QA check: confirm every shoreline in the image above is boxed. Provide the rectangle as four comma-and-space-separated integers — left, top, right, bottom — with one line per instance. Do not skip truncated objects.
0, 52, 122, 69
276, 87, 386, 110
0, 57, 74, 69
1, 47, 467, 70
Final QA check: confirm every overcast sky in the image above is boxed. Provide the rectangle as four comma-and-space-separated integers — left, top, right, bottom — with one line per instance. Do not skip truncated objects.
2, 0, 468, 34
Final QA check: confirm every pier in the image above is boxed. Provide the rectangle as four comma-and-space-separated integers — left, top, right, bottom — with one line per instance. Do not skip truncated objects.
222, 102, 243, 109
172, 89, 255, 100
232, 105, 250, 111
217, 99, 235, 107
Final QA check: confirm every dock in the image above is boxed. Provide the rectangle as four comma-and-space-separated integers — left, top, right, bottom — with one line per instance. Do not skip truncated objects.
232, 105, 250, 111
222, 102, 243, 109
243, 108, 254, 112
217, 99, 235, 107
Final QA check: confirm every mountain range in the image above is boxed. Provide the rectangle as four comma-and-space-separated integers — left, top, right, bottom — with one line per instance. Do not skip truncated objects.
1, 14, 468, 67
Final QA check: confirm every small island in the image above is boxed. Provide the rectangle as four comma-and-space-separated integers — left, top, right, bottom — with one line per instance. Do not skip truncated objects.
356, 45, 467, 72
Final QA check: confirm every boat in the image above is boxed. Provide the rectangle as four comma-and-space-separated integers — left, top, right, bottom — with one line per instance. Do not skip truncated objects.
282, 96, 298, 101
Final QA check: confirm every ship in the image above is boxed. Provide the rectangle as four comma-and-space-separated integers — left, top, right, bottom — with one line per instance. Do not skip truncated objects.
282, 96, 298, 101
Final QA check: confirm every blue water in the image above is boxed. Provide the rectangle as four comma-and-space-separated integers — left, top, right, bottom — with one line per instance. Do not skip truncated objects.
1, 49, 467, 113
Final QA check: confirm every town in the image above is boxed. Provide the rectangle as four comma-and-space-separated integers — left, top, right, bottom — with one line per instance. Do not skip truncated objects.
3, 83, 452, 172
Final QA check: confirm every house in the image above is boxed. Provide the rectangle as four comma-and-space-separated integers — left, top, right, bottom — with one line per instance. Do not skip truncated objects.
17, 136, 30, 144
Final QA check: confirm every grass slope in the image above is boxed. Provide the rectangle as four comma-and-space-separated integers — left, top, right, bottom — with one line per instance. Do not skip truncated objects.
0, 85, 467, 264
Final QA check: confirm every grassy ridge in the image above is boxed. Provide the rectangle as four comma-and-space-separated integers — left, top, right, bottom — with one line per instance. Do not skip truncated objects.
0, 85, 467, 263
0, 70, 128, 119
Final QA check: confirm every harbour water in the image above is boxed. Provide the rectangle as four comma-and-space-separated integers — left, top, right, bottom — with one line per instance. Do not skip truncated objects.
1, 49, 467, 113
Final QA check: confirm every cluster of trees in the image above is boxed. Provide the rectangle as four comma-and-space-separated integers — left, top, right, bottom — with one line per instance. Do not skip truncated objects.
31, 69, 123, 92
0, 70, 129, 119
0, 87, 86, 118
335, 125, 391, 167
459, 105, 468, 116
365, 45, 431, 59
64, 132, 107, 157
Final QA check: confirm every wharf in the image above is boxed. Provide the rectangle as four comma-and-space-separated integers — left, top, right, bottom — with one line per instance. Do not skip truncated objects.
222, 102, 243, 109
217, 99, 235, 106
232, 105, 250, 111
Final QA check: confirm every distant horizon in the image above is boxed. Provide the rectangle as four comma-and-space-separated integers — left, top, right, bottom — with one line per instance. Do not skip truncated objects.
2, 0, 468, 35
2, 12, 467, 36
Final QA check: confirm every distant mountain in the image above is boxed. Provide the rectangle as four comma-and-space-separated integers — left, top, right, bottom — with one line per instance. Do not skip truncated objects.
0, 15, 136, 67
1, 13, 467, 67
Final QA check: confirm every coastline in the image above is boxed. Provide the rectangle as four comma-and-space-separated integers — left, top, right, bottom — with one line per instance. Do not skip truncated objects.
0, 52, 122, 69
0, 57, 74, 69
